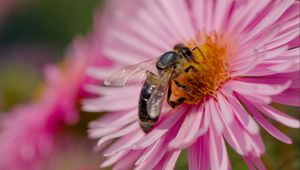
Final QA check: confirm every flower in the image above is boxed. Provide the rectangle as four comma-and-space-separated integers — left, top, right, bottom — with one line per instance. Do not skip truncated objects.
0, 35, 111, 169
84, 0, 300, 169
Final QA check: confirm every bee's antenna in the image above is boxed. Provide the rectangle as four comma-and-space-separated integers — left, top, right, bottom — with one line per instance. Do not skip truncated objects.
192, 47, 205, 59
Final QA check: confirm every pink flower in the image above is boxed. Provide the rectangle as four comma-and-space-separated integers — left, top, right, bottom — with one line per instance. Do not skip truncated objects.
0, 35, 111, 169
84, 0, 300, 169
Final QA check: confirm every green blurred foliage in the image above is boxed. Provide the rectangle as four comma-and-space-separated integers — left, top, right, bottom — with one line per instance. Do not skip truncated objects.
0, 63, 40, 111
0, 0, 101, 52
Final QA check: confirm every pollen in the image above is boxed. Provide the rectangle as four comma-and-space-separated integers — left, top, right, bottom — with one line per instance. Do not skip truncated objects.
174, 32, 231, 104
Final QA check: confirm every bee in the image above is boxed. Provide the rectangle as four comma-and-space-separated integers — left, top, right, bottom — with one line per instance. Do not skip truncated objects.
104, 44, 203, 133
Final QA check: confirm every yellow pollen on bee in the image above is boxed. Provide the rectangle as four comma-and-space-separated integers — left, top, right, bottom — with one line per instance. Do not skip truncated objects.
179, 32, 231, 104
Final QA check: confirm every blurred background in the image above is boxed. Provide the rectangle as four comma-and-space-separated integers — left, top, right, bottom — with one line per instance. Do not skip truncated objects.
0, 0, 103, 169
0, 0, 101, 111
0, 0, 299, 169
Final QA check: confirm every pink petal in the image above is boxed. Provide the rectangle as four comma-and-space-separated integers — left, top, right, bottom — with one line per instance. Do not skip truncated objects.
243, 156, 266, 170
213, 0, 232, 31
197, 103, 211, 136
188, 133, 210, 170
135, 144, 167, 170
82, 96, 137, 112
204, 0, 214, 32
127, 18, 170, 50
242, 61, 295, 76
241, 0, 294, 44
216, 92, 234, 124
221, 114, 247, 155
154, 150, 181, 170
113, 150, 144, 170
188, 140, 199, 170
101, 150, 128, 168
191, 0, 205, 32
108, 28, 162, 57
103, 45, 149, 65
97, 122, 139, 146
226, 93, 259, 134
241, 93, 272, 105
135, 140, 163, 165
158, 0, 195, 40
88, 126, 121, 139
243, 157, 256, 170
272, 88, 300, 106
133, 106, 188, 149
267, 28, 299, 49
209, 125, 231, 170
255, 104, 300, 128
91, 110, 136, 128
228, 0, 269, 35
208, 98, 224, 134
143, 1, 181, 42
251, 156, 267, 170
245, 133, 265, 157
238, 95, 292, 144
225, 80, 291, 96
168, 105, 203, 149
127, 9, 172, 49
103, 130, 144, 156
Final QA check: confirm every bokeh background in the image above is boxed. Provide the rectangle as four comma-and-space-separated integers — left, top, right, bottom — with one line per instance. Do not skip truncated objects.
0, 0, 299, 169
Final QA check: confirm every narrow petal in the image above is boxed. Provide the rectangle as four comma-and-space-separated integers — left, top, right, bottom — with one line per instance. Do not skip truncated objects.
242, 0, 294, 44
101, 150, 128, 168
238, 94, 292, 144
168, 105, 203, 149
188, 140, 199, 170
209, 125, 231, 170
225, 80, 291, 96
197, 104, 211, 136
224, 90, 260, 134
133, 106, 188, 149
154, 150, 181, 170
255, 104, 300, 128
113, 150, 144, 170
272, 88, 300, 106
216, 92, 234, 124
103, 130, 144, 156
208, 99, 224, 134
97, 122, 139, 146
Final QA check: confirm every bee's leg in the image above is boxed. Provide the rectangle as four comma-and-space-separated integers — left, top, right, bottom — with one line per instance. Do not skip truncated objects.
167, 80, 176, 108
192, 47, 205, 59
167, 80, 187, 108
184, 65, 197, 73
168, 97, 186, 108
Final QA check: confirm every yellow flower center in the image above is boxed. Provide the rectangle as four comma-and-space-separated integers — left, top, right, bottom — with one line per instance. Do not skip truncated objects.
172, 32, 231, 104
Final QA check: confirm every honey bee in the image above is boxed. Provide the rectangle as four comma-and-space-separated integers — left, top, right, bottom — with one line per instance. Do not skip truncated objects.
104, 44, 204, 133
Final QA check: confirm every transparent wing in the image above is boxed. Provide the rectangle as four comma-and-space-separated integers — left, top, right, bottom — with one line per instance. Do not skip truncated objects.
146, 69, 173, 119
104, 59, 158, 87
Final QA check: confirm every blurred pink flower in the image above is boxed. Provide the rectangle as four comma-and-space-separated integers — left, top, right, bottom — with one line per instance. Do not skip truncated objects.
0, 34, 111, 169
84, 0, 300, 169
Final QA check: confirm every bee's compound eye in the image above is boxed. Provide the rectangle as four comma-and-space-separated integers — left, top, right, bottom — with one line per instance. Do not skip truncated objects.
156, 51, 179, 70
181, 47, 194, 60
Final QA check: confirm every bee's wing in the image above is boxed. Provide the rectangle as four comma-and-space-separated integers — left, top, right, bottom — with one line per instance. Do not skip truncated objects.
104, 59, 158, 87
146, 69, 173, 119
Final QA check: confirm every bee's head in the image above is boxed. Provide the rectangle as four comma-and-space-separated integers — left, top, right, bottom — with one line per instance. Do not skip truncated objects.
173, 44, 194, 62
